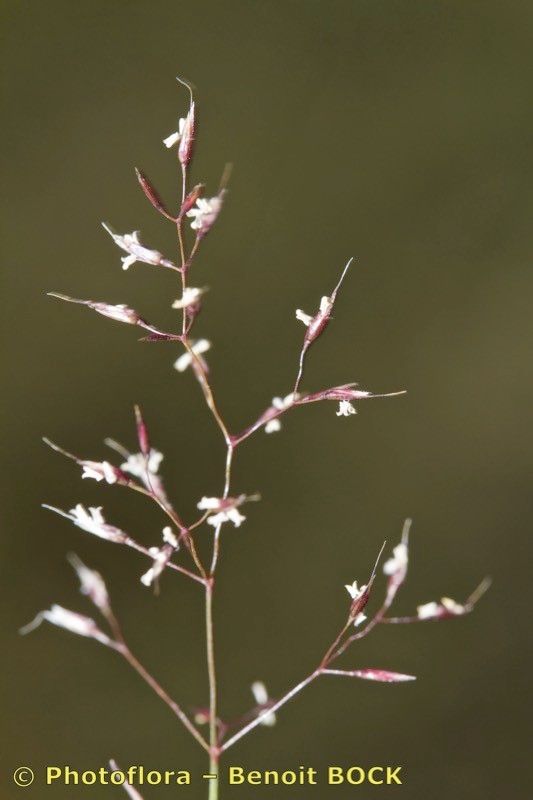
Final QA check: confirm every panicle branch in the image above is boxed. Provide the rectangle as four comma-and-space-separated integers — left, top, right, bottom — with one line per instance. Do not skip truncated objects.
109, 761, 145, 800
47, 292, 182, 340
21, 556, 209, 750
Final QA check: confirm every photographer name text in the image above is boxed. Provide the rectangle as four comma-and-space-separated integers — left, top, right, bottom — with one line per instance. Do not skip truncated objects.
38, 764, 403, 788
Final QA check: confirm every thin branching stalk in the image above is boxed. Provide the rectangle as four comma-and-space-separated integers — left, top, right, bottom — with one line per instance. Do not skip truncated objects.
23, 78, 490, 800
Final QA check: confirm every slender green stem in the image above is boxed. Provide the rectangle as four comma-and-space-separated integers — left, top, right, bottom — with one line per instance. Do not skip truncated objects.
176, 155, 223, 798
205, 580, 219, 799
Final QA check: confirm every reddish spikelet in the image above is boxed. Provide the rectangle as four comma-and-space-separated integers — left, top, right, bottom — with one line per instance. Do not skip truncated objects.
135, 168, 175, 220
178, 101, 195, 167
134, 405, 150, 456
179, 183, 204, 219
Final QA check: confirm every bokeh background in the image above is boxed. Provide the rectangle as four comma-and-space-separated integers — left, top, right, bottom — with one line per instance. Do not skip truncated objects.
2, 2, 532, 798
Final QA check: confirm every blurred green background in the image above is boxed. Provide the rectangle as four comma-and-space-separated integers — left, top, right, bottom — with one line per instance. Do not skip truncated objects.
2, 1, 532, 798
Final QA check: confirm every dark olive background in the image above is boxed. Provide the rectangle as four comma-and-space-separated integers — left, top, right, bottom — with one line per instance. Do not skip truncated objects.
2, 2, 532, 798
